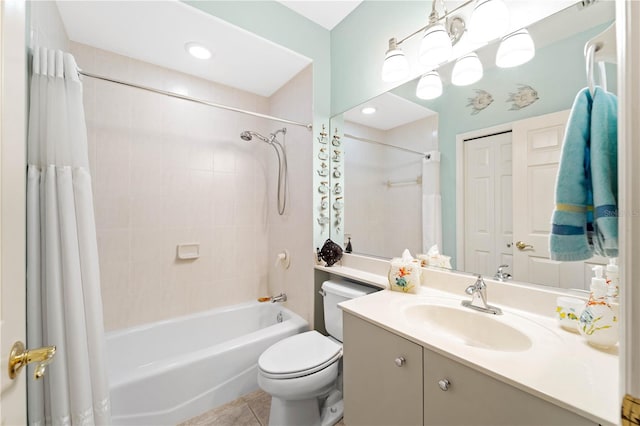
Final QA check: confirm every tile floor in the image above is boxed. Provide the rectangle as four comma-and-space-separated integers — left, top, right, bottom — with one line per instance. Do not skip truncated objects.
178, 390, 346, 426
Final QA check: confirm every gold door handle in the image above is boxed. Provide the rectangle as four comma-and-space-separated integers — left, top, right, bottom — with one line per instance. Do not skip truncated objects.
515, 241, 534, 251
8, 341, 56, 380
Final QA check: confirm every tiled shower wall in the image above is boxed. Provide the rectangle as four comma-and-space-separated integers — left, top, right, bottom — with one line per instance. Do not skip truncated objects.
71, 42, 307, 331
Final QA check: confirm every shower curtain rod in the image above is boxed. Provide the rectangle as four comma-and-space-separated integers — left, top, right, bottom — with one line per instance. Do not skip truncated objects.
77, 70, 313, 131
344, 133, 426, 156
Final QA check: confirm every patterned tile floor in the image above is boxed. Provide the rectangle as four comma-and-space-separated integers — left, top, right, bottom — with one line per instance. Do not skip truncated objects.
178, 390, 346, 426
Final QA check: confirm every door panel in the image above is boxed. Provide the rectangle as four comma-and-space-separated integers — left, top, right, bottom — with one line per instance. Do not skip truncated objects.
0, 1, 27, 423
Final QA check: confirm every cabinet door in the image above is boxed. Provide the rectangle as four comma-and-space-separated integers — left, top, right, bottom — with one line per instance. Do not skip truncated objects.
343, 313, 423, 426
423, 349, 596, 426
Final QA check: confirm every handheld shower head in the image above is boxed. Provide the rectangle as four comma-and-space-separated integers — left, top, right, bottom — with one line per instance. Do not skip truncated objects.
240, 130, 271, 144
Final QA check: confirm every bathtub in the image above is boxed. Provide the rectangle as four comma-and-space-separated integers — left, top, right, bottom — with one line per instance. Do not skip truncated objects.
106, 301, 308, 425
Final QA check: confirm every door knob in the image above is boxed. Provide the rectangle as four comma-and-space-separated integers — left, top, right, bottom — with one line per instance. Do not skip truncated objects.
515, 241, 534, 251
8, 341, 56, 380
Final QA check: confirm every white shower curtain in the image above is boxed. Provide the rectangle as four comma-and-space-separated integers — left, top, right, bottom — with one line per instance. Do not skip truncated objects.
26, 47, 111, 425
422, 151, 443, 252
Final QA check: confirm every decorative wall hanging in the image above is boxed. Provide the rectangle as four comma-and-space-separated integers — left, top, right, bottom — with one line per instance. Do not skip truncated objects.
507, 84, 539, 110
467, 89, 494, 115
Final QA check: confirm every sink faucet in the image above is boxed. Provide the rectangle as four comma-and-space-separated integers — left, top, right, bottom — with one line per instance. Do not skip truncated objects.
270, 293, 287, 303
462, 275, 503, 315
494, 264, 512, 282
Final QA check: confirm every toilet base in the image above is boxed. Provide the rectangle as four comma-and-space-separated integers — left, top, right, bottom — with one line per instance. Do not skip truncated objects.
268, 389, 343, 426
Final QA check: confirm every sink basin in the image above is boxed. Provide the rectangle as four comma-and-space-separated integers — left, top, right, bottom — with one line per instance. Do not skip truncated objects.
403, 304, 533, 352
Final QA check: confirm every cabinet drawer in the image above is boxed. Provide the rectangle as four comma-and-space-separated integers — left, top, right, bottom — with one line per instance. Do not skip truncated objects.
343, 313, 423, 426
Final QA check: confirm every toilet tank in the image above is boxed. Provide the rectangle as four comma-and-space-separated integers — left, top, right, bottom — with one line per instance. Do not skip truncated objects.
322, 279, 377, 342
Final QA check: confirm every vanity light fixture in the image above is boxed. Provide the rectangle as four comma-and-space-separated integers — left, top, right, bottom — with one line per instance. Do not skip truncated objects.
496, 29, 535, 68
361, 106, 377, 114
468, 0, 509, 43
416, 71, 443, 100
381, 38, 410, 82
185, 42, 212, 60
418, 1, 454, 70
451, 52, 483, 86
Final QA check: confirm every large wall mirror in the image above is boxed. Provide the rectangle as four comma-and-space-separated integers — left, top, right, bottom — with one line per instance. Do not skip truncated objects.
330, 0, 615, 291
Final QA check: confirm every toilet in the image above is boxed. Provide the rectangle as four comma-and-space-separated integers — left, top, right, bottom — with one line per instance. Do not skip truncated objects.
257, 278, 377, 426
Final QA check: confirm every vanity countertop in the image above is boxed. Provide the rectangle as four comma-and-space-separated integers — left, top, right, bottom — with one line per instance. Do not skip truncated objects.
338, 285, 619, 426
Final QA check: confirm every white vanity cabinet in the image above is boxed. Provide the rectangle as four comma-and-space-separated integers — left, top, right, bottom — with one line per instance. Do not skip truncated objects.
423, 349, 596, 426
343, 312, 423, 426
343, 312, 597, 426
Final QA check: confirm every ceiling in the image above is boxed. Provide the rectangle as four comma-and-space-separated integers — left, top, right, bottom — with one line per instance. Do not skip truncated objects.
277, 1, 363, 30
56, 1, 315, 97
343, 92, 436, 131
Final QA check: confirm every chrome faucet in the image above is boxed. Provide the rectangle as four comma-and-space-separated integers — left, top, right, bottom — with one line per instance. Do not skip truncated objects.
494, 264, 512, 282
461, 275, 502, 315
271, 293, 287, 303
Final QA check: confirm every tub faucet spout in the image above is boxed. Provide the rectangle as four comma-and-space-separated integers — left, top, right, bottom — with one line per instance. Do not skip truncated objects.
271, 293, 287, 303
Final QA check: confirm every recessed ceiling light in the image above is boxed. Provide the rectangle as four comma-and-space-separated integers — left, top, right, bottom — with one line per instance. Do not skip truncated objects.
185, 42, 212, 60
361, 106, 377, 115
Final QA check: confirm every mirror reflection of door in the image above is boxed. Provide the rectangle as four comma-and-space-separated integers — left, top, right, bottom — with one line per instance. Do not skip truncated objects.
463, 131, 513, 279
462, 110, 607, 289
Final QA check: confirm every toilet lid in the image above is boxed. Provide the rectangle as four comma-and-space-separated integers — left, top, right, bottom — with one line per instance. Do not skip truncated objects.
259, 330, 342, 379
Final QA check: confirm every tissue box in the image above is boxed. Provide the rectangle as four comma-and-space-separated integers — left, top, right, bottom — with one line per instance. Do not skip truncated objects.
388, 259, 421, 293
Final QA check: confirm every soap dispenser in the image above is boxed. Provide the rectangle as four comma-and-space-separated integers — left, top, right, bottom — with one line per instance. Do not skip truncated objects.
605, 258, 620, 301
578, 266, 618, 349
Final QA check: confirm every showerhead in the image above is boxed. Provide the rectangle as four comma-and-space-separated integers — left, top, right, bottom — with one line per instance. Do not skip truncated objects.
240, 130, 271, 144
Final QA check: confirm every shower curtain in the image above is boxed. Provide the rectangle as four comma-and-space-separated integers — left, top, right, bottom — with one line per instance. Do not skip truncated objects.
422, 151, 443, 252
26, 48, 111, 425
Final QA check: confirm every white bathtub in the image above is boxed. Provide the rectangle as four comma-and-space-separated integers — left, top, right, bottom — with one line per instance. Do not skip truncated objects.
106, 301, 308, 425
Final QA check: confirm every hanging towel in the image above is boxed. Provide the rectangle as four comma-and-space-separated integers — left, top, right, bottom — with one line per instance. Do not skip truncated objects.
421, 152, 442, 252
550, 88, 594, 261
590, 87, 618, 257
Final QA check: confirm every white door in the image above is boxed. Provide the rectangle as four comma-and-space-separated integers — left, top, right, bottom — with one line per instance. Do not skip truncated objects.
463, 132, 513, 277
0, 1, 28, 424
512, 110, 605, 288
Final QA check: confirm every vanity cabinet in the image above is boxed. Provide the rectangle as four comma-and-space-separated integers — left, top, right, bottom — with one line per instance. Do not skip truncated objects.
423, 349, 596, 426
343, 313, 423, 426
343, 313, 597, 426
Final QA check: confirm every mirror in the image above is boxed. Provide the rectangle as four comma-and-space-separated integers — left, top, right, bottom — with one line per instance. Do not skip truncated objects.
330, 1, 616, 290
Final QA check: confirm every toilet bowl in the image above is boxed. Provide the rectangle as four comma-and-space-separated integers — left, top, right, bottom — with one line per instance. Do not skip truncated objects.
257, 279, 378, 426
258, 330, 342, 426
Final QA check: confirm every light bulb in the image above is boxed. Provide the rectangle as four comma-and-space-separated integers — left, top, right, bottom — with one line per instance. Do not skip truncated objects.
496, 29, 535, 68
451, 53, 483, 86
416, 71, 443, 100
381, 38, 410, 82
418, 23, 453, 69
469, 0, 509, 43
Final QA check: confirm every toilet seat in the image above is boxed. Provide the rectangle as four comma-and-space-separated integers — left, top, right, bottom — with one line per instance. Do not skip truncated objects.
258, 331, 342, 379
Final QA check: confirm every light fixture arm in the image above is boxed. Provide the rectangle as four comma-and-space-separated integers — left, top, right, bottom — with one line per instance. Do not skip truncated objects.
395, 0, 474, 46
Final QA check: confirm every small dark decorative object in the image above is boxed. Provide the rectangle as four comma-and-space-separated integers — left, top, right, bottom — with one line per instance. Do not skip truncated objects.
319, 239, 343, 267
345, 237, 353, 254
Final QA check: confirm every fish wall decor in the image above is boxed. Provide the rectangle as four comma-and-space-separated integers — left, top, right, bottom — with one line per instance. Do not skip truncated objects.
507, 84, 539, 110
467, 89, 494, 115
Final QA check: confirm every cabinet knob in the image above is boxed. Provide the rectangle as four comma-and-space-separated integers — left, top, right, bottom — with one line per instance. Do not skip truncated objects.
438, 379, 451, 391
394, 357, 406, 367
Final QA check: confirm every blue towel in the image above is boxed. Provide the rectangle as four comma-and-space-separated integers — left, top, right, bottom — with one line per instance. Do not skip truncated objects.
550, 88, 594, 261
590, 87, 618, 257
550, 87, 618, 261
